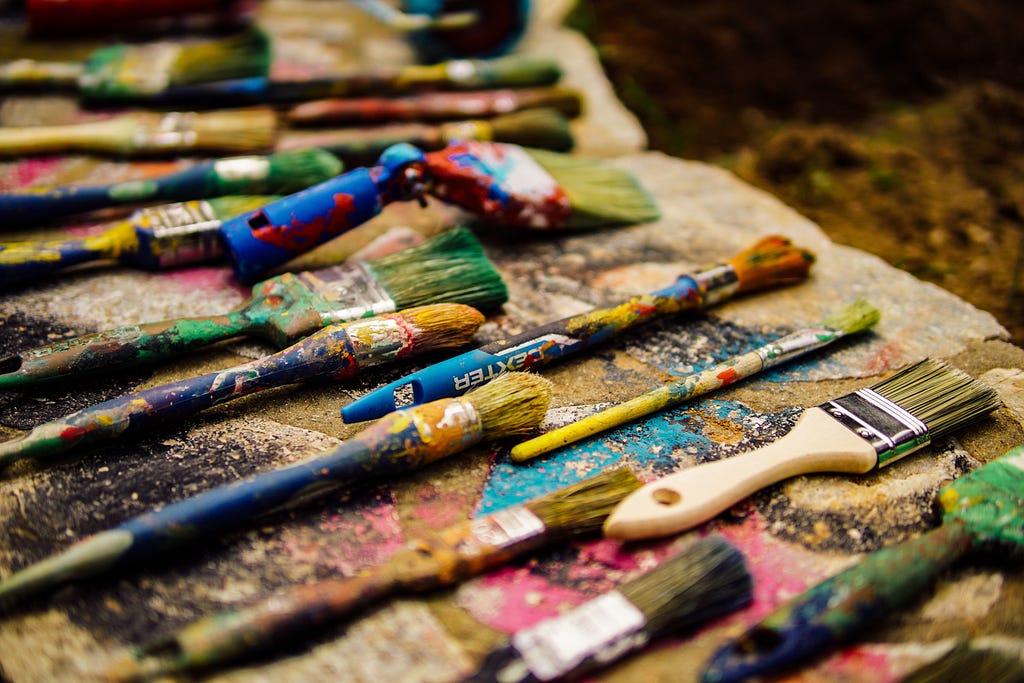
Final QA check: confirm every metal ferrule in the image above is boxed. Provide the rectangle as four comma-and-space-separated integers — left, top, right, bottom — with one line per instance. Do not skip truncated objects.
412, 398, 484, 451
211, 156, 272, 181
692, 263, 740, 307
135, 112, 198, 149
296, 263, 397, 318
755, 326, 837, 369
462, 506, 545, 552
346, 316, 413, 365
822, 388, 930, 466
137, 200, 225, 267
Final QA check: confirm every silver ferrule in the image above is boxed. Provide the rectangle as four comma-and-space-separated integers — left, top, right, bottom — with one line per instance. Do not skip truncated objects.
822, 388, 930, 466
296, 263, 397, 322
464, 507, 545, 551
137, 200, 225, 268
345, 316, 412, 366
212, 156, 272, 182
693, 263, 740, 307
135, 112, 198, 150
755, 326, 838, 369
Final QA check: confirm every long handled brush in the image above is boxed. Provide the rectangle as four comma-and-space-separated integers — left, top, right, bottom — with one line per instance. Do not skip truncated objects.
0, 146, 340, 225
105, 467, 642, 680
342, 235, 814, 423
604, 359, 1001, 541
467, 537, 753, 683
0, 372, 552, 610
0, 227, 507, 388
511, 299, 881, 462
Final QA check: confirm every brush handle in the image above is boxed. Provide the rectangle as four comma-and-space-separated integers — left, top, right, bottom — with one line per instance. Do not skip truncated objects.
0, 117, 136, 156
0, 58, 83, 89
703, 522, 975, 683
603, 407, 879, 540
0, 230, 122, 284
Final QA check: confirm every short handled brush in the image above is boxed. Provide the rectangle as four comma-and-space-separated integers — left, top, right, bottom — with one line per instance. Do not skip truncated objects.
0, 303, 484, 469
510, 299, 881, 462
604, 359, 1002, 541
105, 467, 642, 681
0, 372, 552, 610
0, 227, 507, 388
218, 140, 659, 284
0, 29, 270, 101
342, 235, 815, 423
702, 445, 1024, 683
467, 536, 753, 683
0, 146, 341, 225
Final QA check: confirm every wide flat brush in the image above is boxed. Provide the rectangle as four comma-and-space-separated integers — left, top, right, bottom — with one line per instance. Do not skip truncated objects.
0, 146, 340, 225
604, 358, 1001, 540
0, 303, 483, 468
467, 536, 753, 683
342, 235, 815, 423
0, 372, 552, 610
106, 467, 642, 680
0, 107, 278, 158
0, 227, 507, 387
702, 445, 1024, 683
511, 299, 881, 462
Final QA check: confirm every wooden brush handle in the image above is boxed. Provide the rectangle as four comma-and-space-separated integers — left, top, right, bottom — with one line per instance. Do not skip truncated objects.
0, 234, 118, 285
603, 408, 879, 539
0, 118, 131, 156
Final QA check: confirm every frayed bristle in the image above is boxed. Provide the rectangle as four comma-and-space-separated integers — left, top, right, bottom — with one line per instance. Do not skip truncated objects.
465, 372, 553, 439
526, 148, 661, 228
728, 235, 815, 293
822, 298, 881, 336
189, 108, 278, 154
899, 644, 1024, 683
525, 467, 643, 536
398, 303, 484, 351
168, 29, 271, 87
369, 227, 508, 312
260, 148, 344, 193
619, 536, 753, 638
207, 195, 277, 219
871, 359, 1001, 440
488, 109, 575, 152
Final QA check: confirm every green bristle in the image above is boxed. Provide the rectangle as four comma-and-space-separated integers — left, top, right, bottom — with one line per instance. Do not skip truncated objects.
166, 29, 272, 87
822, 298, 881, 335
899, 643, 1024, 683
466, 373, 553, 439
211, 148, 343, 196
871, 359, 1001, 440
526, 148, 661, 228
525, 467, 643, 536
489, 109, 575, 152
367, 227, 508, 312
618, 537, 752, 637
206, 195, 278, 219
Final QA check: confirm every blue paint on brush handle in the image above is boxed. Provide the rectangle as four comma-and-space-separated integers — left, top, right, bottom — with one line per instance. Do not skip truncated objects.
0, 239, 108, 285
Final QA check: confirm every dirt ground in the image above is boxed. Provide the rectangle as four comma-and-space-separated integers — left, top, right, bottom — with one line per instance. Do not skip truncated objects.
570, 0, 1024, 345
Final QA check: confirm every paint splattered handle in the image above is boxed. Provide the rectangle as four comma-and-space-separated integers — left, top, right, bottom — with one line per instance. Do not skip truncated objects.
0, 183, 123, 222
702, 522, 975, 683
0, 235, 116, 285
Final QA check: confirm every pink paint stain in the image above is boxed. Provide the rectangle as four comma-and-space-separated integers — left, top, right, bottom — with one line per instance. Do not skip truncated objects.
1, 158, 65, 190
161, 267, 249, 296
776, 644, 903, 683
462, 567, 591, 633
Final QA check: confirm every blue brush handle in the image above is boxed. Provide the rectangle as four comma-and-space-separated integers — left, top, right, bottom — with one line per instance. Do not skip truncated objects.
0, 237, 111, 285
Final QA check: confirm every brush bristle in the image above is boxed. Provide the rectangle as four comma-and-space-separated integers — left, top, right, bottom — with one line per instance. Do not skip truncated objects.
899, 644, 1024, 683
399, 303, 485, 351
526, 148, 661, 228
168, 29, 272, 87
465, 372, 553, 439
618, 536, 753, 637
488, 109, 575, 152
871, 359, 1001, 440
368, 227, 509, 312
525, 467, 643, 535
822, 298, 881, 335
727, 235, 816, 293
207, 195, 277, 219
189, 108, 278, 154
260, 147, 344, 193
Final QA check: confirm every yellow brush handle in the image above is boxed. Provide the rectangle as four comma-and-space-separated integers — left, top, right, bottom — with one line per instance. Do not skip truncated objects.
0, 118, 132, 156
602, 407, 879, 540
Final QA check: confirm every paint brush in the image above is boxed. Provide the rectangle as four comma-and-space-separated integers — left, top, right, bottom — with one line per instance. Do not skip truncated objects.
604, 358, 1001, 541
0, 303, 484, 468
0, 372, 552, 610
510, 299, 881, 462
219, 140, 659, 283
701, 445, 1024, 683
0, 227, 507, 388
466, 536, 753, 683
287, 87, 582, 125
342, 235, 815, 423
105, 467, 642, 680
0, 107, 278, 158
0, 146, 341, 225
0, 29, 269, 102
898, 643, 1024, 683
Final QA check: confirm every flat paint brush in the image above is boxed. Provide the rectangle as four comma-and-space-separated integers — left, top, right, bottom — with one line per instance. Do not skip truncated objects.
0, 303, 484, 468
287, 87, 582, 126
342, 235, 815, 423
0, 227, 507, 387
0, 146, 341, 225
0, 107, 278, 158
0, 29, 270, 102
106, 467, 642, 680
702, 445, 1024, 683
220, 141, 659, 283
604, 358, 1001, 541
466, 536, 753, 683
0, 372, 552, 610
510, 299, 881, 462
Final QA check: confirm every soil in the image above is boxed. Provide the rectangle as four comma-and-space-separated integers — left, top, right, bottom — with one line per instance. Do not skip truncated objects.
569, 0, 1024, 345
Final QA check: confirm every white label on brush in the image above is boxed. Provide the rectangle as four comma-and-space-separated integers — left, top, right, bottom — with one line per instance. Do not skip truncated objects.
143, 200, 225, 267
468, 507, 545, 549
512, 591, 649, 680
296, 263, 397, 321
213, 156, 272, 181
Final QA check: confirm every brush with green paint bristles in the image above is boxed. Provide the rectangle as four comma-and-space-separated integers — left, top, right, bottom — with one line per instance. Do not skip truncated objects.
105, 467, 643, 681
0, 29, 270, 102
0, 372, 552, 611
0, 227, 507, 389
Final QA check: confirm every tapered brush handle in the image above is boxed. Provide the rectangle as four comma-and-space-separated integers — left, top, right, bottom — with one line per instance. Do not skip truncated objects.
0, 184, 130, 222
603, 408, 880, 540
0, 117, 135, 156
0, 231, 121, 284
703, 522, 975, 683
0, 58, 83, 89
